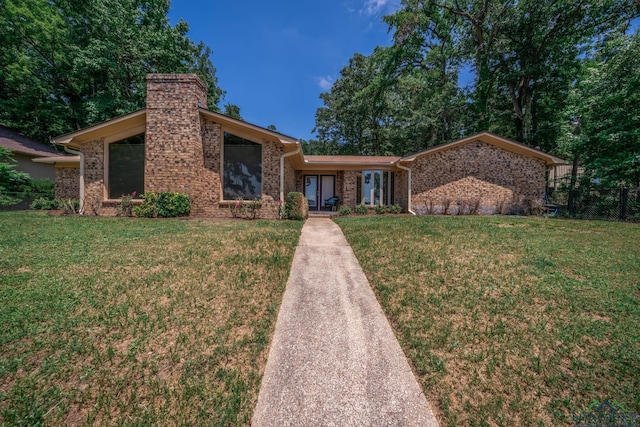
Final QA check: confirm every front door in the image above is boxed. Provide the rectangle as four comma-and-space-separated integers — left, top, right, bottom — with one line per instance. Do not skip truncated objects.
304, 175, 335, 211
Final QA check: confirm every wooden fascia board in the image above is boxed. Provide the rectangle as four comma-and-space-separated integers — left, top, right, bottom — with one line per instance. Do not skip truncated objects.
401, 132, 567, 166
52, 110, 147, 148
199, 109, 298, 144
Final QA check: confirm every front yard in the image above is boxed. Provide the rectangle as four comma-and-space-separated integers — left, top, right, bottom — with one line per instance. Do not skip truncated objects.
336, 215, 640, 427
2, 211, 638, 426
0, 211, 302, 425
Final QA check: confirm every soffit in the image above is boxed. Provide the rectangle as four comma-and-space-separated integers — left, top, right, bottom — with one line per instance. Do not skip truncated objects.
51, 110, 147, 149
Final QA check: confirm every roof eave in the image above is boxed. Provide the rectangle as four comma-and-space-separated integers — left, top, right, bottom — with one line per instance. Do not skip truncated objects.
198, 108, 299, 144
52, 109, 147, 147
400, 131, 568, 166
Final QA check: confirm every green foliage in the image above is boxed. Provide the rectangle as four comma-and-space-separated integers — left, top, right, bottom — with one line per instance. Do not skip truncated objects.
337, 205, 351, 216
134, 192, 191, 218
30, 197, 61, 210
59, 199, 80, 215
0, 0, 224, 142
314, 0, 637, 155
374, 205, 387, 214
229, 197, 262, 220
0, 147, 44, 206
355, 203, 368, 215
560, 31, 640, 187
284, 192, 308, 221
387, 204, 402, 214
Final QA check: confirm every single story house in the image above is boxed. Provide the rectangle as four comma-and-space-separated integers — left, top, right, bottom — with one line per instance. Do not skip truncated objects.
0, 125, 61, 181
46, 74, 565, 218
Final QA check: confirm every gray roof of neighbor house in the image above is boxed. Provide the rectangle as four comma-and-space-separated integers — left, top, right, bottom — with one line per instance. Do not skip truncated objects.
0, 125, 61, 157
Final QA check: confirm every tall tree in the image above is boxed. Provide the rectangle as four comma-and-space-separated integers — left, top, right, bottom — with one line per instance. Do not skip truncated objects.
560, 30, 640, 187
0, 0, 224, 142
385, 0, 637, 148
314, 52, 392, 155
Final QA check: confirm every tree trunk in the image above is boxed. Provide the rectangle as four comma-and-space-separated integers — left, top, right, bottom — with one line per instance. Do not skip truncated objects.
567, 155, 579, 216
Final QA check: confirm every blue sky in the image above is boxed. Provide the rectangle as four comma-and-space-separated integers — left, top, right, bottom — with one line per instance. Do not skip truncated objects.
167, 1, 401, 141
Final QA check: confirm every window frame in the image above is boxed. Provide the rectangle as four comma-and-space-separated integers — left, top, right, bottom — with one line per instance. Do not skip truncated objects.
103, 131, 146, 201
220, 127, 264, 202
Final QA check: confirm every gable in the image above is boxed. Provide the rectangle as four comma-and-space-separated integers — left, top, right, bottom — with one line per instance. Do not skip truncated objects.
400, 132, 566, 166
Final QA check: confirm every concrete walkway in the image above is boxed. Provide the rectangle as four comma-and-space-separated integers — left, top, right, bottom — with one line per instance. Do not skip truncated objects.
252, 218, 439, 426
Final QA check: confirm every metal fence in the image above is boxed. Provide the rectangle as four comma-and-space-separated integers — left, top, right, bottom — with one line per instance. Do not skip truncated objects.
549, 187, 640, 222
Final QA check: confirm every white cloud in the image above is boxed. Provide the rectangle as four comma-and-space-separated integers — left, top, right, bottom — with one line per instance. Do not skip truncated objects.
361, 0, 400, 15
316, 76, 335, 91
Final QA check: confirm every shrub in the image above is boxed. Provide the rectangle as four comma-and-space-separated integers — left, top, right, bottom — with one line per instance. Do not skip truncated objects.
134, 192, 191, 218
425, 199, 436, 215
116, 192, 136, 217
442, 198, 453, 215
387, 204, 402, 214
468, 199, 481, 215
455, 200, 466, 215
30, 197, 60, 210
355, 203, 368, 215
337, 205, 351, 216
374, 205, 387, 214
60, 199, 80, 215
229, 197, 262, 219
285, 192, 308, 220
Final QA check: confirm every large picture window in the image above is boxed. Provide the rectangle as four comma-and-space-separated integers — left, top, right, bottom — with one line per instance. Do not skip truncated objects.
108, 134, 144, 199
223, 132, 262, 200
359, 170, 395, 206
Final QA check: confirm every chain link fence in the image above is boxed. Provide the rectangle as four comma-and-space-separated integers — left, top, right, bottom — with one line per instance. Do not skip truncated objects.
548, 187, 640, 222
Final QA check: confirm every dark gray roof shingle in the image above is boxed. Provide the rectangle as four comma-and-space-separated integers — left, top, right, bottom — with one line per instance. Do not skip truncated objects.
0, 126, 60, 157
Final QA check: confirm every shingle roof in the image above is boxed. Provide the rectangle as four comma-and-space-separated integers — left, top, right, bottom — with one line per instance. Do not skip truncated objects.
0, 126, 60, 157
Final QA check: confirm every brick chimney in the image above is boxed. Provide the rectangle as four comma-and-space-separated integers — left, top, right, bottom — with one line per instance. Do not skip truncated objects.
144, 74, 207, 197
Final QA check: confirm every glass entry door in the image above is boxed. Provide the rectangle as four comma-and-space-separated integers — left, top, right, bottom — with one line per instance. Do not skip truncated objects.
304, 176, 319, 209
304, 175, 335, 211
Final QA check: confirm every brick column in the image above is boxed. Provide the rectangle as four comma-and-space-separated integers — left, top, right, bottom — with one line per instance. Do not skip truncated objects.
144, 74, 208, 212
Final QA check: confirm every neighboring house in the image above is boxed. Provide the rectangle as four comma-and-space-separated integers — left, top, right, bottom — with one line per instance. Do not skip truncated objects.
0, 125, 60, 180
50, 74, 566, 218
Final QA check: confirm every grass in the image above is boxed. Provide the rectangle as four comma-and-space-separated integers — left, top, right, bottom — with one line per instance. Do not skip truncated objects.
0, 211, 302, 426
335, 215, 640, 427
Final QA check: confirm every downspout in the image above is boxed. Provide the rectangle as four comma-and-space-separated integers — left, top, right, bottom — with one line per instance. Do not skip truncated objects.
280, 143, 301, 203
63, 146, 85, 215
396, 162, 416, 215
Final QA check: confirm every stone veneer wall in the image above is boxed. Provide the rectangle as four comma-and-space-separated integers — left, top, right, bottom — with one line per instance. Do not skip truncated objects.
409, 140, 546, 214
335, 171, 344, 204
54, 166, 80, 200
81, 138, 111, 215
294, 171, 304, 194
258, 140, 285, 219
145, 74, 209, 215
395, 170, 408, 211
283, 157, 296, 196
341, 170, 357, 210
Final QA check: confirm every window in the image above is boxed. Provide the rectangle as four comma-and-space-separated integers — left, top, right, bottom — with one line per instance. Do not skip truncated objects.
108, 134, 144, 199
223, 132, 262, 199
360, 170, 395, 206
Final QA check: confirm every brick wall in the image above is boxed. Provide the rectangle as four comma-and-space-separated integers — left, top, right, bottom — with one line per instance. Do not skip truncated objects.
409, 140, 546, 214
283, 157, 296, 196
145, 74, 209, 215
54, 166, 79, 200
395, 170, 408, 211
81, 138, 109, 215
341, 170, 357, 210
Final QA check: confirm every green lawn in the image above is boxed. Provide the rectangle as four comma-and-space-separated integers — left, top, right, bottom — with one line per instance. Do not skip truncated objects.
0, 211, 302, 426
336, 215, 640, 427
